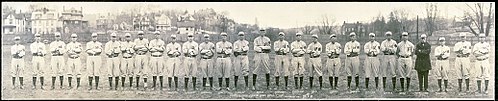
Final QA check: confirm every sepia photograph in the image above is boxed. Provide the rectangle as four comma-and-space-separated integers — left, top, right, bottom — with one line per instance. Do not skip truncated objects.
1, 2, 495, 100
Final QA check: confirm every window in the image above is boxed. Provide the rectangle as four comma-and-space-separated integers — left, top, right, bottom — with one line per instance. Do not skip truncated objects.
9, 19, 13, 24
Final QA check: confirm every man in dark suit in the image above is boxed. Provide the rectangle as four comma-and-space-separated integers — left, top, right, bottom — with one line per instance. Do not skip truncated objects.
414, 34, 431, 92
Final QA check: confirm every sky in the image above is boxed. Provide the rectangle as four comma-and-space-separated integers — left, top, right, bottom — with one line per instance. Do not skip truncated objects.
2, 2, 494, 29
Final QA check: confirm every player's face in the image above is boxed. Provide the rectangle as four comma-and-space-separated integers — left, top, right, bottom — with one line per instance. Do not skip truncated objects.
111, 36, 117, 41
14, 39, 20, 44
313, 37, 318, 42
279, 35, 284, 40
126, 36, 131, 41
402, 35, 408, 41
188, 36, 194, 41
386, 35, 392, 39
92, 36, 98, 41
296, 35, 302, 40
204, 37, 210, 42
439, 40, 445, 45
369, 36, 375, 40
421, 37, 426, 42
222, 35, 227, 41
350, 36, 356, 41
479, 37, 485, 42
171, 37, 177, 42
138, 34, 144, 39
239, 35, 245, 40
460, 36, 466, 41
35, 37, 41, 42
330, 36, 337, 42
71, 37, 77, 42
55, 35, 61, 40
154, 34, 160, 39
260, 31, 266, 36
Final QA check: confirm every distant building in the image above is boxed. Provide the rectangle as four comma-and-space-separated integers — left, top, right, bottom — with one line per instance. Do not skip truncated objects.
133, 14, 154, 31
155, 14, 172, 31
96, 13, 114, 30
2, 10, 25, 34
61, 6, 88, 34
32, 7, 61, 34
341, 21, 366, 37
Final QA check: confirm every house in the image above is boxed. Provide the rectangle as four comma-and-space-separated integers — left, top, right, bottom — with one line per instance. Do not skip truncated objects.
132, 14, 154, 31
61, 6, 88, 34
341, 21, 366, 37
32, 7, 61, 35
155, 14, 172, 31
2, 11, 25, 34
96, 13, 114, 30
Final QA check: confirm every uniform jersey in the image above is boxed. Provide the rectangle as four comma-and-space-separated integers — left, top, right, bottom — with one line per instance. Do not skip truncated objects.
274, 40, 289, 55
215, 41, 233, 78
454, 41, 472, 56
134, 38, 149, 55
344, 41, 361, 56
49, 40, 66, 56
381, 39, 398, 55
254, 36, 271, 52
166, 42, 182, 57
290, 40, 307, 57
397, 41, 415, 57
307, 42, 323, 77
66, 42, 83, 58
148, 39, 165, 56
86, 41, 103, 77
473, 41, 491, 80
307, 42, 322, 57
233, 40, 250, 76
325, 42, 342, 77
290, 40, 307, 76
31, 42, 47, 56
434, 45, 451, 80
31, 41, 47, 77
120, 41, 136, 58
11, 44, 26, 77
182, 41, 199, 57
473, 42, 491, 60
364, 41, 381, 56
233, 40, 250, 55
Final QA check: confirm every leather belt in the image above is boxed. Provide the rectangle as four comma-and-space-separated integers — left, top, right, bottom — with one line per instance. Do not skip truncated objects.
476, 58, 488, 61
12, 56, 23, 59
384, 53, 395, 55
256, 51, 270, 53
87, 53, 101, 56
152, 55, 162, 57
184, 55, 197, 57
69, 57, 79, 59
457, 54, 470, 58
367, 54, 378, 57
137, 53, 147, 55
52, 54, 63, 56
400, 56, 411, 58
201, 57, 213, 59
276, 53, 287, 55
32, 54, 44, 56
437, 58, 448, 60
347, 54, 358, 57
218, 55, 230, 58
123, 57, 133, 59
310, 56, 320, 58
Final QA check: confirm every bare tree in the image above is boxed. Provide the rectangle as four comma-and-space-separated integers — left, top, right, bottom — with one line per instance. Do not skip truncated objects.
392, 8, 415, 32
463, 3, 494, 36
317, 15, 337, 35
425, 3, 438, 36
302, 25, 315, 35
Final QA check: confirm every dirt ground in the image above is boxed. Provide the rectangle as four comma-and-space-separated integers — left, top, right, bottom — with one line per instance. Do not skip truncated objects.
1, 44, 494, 100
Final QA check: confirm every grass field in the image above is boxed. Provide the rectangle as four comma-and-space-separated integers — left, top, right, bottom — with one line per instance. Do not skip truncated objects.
1, 43, 494, 100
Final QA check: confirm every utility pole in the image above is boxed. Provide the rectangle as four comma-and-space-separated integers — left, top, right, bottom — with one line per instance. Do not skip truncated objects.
416, 15, 419, 42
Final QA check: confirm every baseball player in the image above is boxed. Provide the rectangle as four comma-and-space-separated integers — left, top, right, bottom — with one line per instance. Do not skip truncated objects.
216, 32, 233, 91
49, 32, 65, 89
380, 31, 398, 91
199, 34, 215, 90
105, 32, 122, 90
133, 31, 149, 89
473, 33, 491, 94
66, 34, 84, 89
166, 34, 182, 91
325, 34, 341, 90
252, 29, 272, 90
453, 32, 472, 92
11, 36, 26, 89
396, 32, 415, 92
434, 37, 450, 92
86, 33, 103, 90
233, 32, 250, 90
290, 32, 307, 89
30, 34, 47, 89
364, 33, 381, 90
148, 31, 165, 90
273, 32, 290, 90
182, 33, 199, 90
120, 33, 135, 90
344, 32, 361, 90
307, 34, 323, 89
